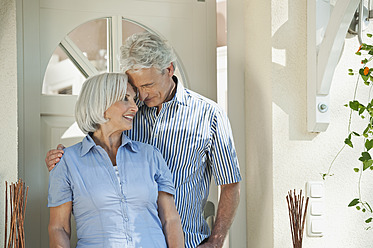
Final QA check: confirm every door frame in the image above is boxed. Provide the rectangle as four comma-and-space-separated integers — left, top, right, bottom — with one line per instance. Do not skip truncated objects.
16, 0, 248, 247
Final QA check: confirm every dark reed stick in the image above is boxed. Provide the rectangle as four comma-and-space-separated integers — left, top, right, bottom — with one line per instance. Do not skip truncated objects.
4, 181, 8, 248
287, 189, 309, 248
4, 180, 29, 248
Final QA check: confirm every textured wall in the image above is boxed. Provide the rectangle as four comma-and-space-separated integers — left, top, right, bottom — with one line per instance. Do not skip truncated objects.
0, 0, 18, 245
272, 0, 373, 247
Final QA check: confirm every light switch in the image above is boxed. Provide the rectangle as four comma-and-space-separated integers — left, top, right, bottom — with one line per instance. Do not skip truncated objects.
307, 216, 324, 237
311, 219, 324, 234
306, 181, 325, 237
307, 181, 324, 198
310, 201, 324, 216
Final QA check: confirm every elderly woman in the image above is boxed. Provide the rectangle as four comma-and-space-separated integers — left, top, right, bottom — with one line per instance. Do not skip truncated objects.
48, 73, 184, 248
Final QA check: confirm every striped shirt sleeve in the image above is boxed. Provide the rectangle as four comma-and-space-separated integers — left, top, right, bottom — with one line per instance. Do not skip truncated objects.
209, 108, 242, 185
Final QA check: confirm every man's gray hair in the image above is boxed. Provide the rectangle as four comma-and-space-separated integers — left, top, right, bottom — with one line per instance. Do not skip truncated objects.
120, 31, 177, 73
75, 73, 128, 134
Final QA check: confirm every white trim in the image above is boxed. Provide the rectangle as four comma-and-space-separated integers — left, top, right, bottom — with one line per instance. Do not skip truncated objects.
60, 36, 99, 77
108, 16, 122, 72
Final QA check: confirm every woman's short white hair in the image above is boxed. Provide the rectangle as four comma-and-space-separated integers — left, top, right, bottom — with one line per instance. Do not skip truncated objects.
75, 73, 128, 134
120, 31, 177, 73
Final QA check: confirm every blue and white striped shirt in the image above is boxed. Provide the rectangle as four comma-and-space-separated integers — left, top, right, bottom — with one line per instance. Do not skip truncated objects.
125, 76, 241, 248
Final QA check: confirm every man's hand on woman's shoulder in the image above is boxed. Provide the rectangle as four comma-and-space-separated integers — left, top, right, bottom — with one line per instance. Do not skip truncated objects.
45, 144, 65, 172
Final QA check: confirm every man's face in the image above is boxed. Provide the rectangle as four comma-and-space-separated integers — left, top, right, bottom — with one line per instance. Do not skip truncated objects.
126, 65, 175, 110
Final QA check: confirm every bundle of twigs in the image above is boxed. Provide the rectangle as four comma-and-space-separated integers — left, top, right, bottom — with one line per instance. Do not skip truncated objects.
4, 179, 29, 248
286, 189, 309, 248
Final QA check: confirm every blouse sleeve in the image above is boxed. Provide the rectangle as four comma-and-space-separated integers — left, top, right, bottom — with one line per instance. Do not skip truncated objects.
153, 147, 176, 196
48, 155, 73, 207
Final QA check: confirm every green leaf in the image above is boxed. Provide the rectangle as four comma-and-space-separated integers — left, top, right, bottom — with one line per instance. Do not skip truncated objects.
349, 198, 360, 207
364, 126, 370, 135
345, 137, 353, 148
349, 73, 355, 76
365, 139, 373, 151
360, 68, 370, 80
349, 100, 360, 111
357, 206, 361, 210
359, 152, 372, 162
359, 106, 366, 115
363, 208, 367, 212
366, 218, 372, 223
348, 69, 354, 72
363, 160, 373, 170
356, 51, 362, 55
368, 33, 373, 38
352, 132, 360, 136
344, 104, 348, 107
362, 74, 370, 82
354, 168, 360, 172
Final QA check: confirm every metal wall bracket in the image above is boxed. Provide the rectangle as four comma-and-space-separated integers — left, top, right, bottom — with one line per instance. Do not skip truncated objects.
307, 0, 360, 132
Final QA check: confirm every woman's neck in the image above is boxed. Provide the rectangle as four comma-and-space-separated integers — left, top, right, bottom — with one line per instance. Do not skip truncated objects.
91, 129, 122, 165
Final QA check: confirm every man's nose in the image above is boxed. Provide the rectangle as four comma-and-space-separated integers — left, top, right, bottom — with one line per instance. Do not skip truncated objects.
138, 89, 148, 101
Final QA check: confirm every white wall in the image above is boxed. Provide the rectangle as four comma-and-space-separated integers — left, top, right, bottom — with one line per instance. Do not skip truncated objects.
232, 0, 273, 247
0, 0, 18, 245
272, 0, 373, 247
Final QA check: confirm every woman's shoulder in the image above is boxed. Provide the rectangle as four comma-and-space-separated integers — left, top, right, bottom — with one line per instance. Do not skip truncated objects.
50, 142, 83, 174
63, 142, 82, 152
130, 139, 156, 151
60, 141, 84, 160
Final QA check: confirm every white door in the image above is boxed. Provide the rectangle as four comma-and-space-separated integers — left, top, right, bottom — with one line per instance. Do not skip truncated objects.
18, 0, 217, 247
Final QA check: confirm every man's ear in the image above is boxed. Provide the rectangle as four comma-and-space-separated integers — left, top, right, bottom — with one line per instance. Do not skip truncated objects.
166, 63, 175, 77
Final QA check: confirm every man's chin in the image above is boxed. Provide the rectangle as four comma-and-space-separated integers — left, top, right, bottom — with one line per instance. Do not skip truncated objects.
144, 100, 155, 107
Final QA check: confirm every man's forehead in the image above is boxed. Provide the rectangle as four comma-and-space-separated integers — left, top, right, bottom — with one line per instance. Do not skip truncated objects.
126, 68, 160, 85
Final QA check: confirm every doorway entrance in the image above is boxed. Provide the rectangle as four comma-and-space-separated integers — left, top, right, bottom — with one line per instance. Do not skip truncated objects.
18, 0, 217, 246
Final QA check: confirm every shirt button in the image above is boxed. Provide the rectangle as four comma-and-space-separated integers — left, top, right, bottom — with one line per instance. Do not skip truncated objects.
124, 216, 129, 221
121, 198, 125, 203
128, 236, 132, 241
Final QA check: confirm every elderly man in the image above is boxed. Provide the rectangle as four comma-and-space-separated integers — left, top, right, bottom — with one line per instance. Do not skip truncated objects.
46, 32, 241, 248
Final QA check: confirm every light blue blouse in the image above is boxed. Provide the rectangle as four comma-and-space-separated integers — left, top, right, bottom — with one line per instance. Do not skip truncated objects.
48, 134, 176, 248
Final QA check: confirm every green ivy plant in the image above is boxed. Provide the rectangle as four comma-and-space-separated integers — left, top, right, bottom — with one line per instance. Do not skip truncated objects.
322, 33, 373, 229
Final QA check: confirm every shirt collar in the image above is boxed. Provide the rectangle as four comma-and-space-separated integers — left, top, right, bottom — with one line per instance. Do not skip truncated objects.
172, 75, 188, 106
80, 132, 138, 157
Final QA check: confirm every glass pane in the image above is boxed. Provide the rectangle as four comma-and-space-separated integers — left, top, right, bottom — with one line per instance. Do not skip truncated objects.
122, 19, 146, 41
68, 18, 109, 73
42, 46, 85, 95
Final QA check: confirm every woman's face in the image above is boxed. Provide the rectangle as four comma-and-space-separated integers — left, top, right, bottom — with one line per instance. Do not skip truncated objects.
104, 83, 138, 132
